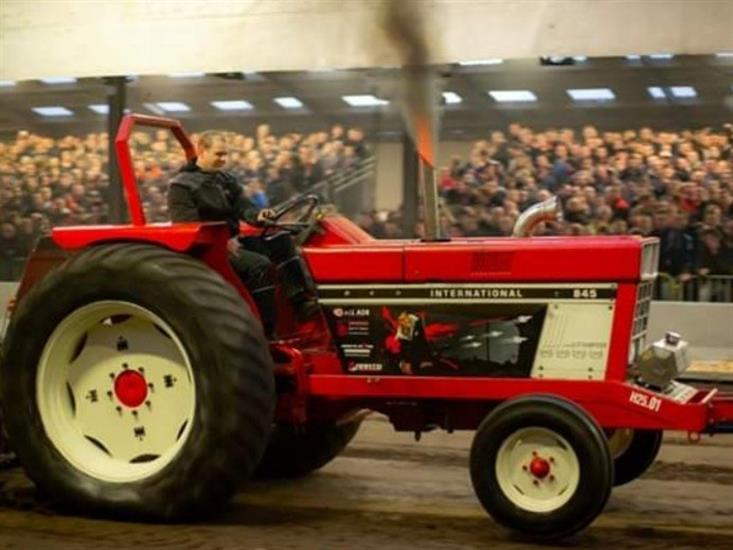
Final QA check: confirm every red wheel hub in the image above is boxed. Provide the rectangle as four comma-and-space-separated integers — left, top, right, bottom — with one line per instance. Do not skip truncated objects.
114, 370, 148, 408
529, 456, 551, 479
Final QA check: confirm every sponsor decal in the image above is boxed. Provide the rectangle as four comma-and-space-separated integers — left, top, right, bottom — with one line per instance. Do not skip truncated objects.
333, 307, 370, 318
629, 390, 662, 413
341, 343, 374, 357
347, 362, 384, 373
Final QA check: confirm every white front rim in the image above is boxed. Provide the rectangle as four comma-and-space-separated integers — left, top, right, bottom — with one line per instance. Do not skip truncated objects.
495, 427, 580, 513
37, 301, 196, 483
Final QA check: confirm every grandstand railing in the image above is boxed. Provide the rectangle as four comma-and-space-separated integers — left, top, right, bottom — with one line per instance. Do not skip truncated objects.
655, 273, 733, 303
308, 155, 376, 216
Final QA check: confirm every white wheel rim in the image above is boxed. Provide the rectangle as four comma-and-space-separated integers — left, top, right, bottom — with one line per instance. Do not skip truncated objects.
495, 427, 580, 513
607, 428, 634, 459
37, 301, 196, 483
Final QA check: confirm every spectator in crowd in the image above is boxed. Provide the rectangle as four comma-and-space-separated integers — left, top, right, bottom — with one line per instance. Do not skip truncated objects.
355, 122, 732, 300
0, 123, 371, 280
2, 120, 733, 302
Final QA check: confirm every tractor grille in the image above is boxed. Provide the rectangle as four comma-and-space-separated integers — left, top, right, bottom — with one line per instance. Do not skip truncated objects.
630, 280, 654, 363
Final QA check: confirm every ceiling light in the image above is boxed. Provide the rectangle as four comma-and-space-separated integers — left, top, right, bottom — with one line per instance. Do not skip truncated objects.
648, 53, 674, 60
274, 96, 304, 109
715, 52, 733, 58
647, 86, 698, 99
458, 58, 503, 66
342, 94, 389, 107
488, 90, 537, 102
442, 91, 462, 105
0, 80, 16, 87
210, 100, 253, 111
567, 88, 615, 101
32, 106, 74, 116
39, 77, 77, 84
154, 102, 191, 112
669, 86, 697, 98
88, 104, 109, 114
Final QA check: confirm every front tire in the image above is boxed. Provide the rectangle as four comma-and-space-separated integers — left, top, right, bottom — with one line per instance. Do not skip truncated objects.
470, 395, 613, 540
607, 428, 662, 486
0, 243, 275, 520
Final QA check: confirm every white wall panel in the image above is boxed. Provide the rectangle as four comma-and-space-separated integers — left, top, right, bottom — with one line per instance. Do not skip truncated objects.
2, 0, 732, 81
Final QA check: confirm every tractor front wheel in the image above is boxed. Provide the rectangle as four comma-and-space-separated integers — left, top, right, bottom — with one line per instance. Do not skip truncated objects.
607, 428, 663, 486
470, 395, 613, 540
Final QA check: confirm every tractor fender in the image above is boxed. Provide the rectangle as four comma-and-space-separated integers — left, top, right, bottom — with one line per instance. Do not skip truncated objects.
14, 223, 261, 323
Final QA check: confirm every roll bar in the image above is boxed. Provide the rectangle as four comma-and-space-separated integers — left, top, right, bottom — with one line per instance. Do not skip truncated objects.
114, 113, 195, 226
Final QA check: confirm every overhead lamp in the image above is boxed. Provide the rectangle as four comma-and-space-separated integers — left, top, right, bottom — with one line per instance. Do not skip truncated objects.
567, 88, 615, 101
342, 94, 389, 107
32, 106, 74, 116
39, 77, 77, 84
274, 97, 304, 109
488, 90, 538, 102
211, 100, 253, 111
88, 104, 109, 114
458, 58, 503, 66
442, 91, 463, 105
153, 102, 191, 112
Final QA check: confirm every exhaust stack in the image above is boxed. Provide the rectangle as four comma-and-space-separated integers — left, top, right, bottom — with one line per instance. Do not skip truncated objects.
512, 197, 563, 237
382, 1, 442, 240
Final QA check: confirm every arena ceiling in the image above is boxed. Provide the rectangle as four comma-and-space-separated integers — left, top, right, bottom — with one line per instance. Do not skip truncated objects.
1, 54, 732, 140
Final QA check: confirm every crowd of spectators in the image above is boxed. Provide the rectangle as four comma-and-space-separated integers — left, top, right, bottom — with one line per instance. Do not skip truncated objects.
0, 123, 369, 279
359, 123, 733, 281
2, 120, 733, 289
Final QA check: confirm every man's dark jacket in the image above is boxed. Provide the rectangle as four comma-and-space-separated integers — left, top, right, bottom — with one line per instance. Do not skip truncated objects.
168, 159, 259, 236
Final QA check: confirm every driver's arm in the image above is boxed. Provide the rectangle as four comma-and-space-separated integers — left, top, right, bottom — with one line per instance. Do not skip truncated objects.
217, 172, 261, 225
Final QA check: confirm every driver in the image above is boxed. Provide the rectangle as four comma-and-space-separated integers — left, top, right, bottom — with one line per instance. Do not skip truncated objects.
167, 130, 319, 337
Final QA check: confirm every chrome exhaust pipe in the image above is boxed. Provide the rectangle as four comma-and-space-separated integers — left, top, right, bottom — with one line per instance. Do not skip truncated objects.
512, 196, 562, 237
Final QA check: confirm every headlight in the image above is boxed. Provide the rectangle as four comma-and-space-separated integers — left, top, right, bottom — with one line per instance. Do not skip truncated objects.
640, 239, 659, 280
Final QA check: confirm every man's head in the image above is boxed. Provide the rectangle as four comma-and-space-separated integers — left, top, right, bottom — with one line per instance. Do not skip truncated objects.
196, 131, 228, 172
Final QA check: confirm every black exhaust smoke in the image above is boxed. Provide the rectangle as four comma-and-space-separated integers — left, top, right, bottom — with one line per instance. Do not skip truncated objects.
381, 1, 443, 240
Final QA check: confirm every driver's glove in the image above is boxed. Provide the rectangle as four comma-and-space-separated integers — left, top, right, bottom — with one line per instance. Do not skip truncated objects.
256, 208, 277, 225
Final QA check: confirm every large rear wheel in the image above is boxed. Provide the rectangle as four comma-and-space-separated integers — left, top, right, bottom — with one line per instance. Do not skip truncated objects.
0, 243, 275, 520
254, 419, 362, 479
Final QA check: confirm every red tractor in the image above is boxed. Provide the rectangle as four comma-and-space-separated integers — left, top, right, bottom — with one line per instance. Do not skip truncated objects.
1, 114, 731, 540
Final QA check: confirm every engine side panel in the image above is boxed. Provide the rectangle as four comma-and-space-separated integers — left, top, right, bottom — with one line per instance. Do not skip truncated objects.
317, 283, 618, 380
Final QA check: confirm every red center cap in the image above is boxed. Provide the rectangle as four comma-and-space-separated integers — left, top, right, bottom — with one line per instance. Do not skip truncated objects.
529, 457, 551, 479
114, 370, 148, 408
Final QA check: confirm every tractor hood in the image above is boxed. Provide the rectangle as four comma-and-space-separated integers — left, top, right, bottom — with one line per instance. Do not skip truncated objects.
303, 216, 658, 284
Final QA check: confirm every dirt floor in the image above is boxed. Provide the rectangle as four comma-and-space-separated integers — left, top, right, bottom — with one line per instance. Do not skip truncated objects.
0, 414, 730, 550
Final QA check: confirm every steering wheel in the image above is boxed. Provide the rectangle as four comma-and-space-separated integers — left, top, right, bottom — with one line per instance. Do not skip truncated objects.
259, 194, 323, 243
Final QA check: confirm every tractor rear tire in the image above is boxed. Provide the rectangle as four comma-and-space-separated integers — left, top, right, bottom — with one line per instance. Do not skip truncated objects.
607, 428, 663, 486
0, 243, 275, 520
254, 419, 362, 479
470, 395, 613, 540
